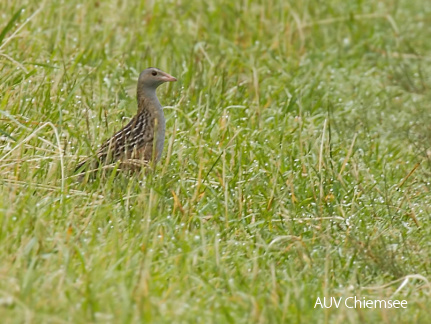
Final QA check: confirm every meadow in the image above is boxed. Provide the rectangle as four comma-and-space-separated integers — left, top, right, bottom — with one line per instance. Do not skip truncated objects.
1, 0, 430, 323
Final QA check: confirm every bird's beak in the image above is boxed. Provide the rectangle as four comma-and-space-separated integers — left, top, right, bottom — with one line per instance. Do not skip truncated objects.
161, 72, 177, 82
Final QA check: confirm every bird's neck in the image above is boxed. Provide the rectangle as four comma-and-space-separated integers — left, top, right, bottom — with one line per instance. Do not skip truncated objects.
137, 87, 162, 114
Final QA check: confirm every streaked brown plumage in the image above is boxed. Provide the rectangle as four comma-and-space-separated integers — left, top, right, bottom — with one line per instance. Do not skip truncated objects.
75, 67, 177, 175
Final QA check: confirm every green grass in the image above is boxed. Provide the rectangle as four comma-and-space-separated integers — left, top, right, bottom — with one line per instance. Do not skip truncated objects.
1, 0, 431, 323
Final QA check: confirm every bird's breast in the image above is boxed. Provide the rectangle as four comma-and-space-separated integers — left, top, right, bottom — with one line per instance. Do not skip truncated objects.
154, 110, 166, 162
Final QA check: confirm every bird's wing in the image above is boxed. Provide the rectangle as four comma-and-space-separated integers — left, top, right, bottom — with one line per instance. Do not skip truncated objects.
97, 112, 154, 163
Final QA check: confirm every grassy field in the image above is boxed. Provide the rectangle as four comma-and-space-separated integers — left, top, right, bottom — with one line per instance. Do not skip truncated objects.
1, 0, 431, 323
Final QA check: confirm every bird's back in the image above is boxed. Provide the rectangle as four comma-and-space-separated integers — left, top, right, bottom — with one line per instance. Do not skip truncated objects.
97, 109, 155, 163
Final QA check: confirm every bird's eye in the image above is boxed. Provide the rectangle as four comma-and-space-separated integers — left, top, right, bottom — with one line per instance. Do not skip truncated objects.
152, 71, 157, 76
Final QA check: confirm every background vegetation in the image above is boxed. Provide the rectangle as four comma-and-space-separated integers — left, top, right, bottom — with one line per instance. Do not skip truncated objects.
1, 0, 430, 323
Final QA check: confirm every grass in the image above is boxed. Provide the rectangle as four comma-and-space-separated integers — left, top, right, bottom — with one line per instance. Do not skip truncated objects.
1, 0, 431, 323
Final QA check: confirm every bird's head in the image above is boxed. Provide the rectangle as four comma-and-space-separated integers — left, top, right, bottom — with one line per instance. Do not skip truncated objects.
138, 67, 177, 90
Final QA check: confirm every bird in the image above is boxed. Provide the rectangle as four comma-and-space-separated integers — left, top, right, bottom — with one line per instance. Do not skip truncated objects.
75, 67, 177, 176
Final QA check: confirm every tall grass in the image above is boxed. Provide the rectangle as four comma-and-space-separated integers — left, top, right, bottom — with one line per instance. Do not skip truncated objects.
1, 0, 430, 322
